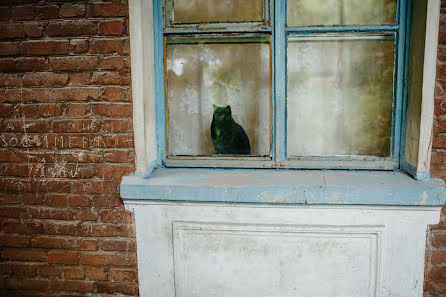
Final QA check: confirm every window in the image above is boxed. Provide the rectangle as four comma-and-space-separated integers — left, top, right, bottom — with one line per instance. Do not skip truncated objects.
154, 0, 406, 170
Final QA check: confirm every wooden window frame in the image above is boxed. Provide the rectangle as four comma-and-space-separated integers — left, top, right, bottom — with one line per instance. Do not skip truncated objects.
128, 0, 440, 179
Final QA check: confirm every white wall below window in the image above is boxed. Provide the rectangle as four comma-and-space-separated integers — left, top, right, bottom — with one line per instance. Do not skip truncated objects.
125, 202, 441, 297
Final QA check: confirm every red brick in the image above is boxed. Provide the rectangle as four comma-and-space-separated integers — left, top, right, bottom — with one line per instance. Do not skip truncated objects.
22, 41, 69, 55
0, 42, 20, 56
0, 7, 9, 21
0, 24, 24, 39
432, 250, 446, 265
68, 195, 90, 207
92, 71, 123, 85
16, 57, 49, 72
17, 104, 40, 117
50, 56, 97, 71
98, 20, 125, 36
48, 251, 78, 265
39, 103, 63, 117
1, 119, 50, 133
432, 231, 446, 247
36, 5, 59, 19
22, 72, 69, 87
92, 135, 134, 148
80, 252, 127, 266
103, 150, 132, 163
0, 234, 29, 247
52, 119, 100, 133
90, 39, 129, 55
89, 2, 128, 17
50, 88, 99, 101
61, 3, 86, 17
45, 193, 66, 206
66, 103, 90, 116
2, 248, 47, 261
100, 56, 125, 71
117, 225, 135, 238
0, 73, 20, 87
102, 119, 130, 133
31, 236, 77, 249
0, 103, 13, 118
0, 58, 15, 72
3, 263, 37, 277
12, 6, 34, 21
92, 225, 117, 237
433, 134, 446, 149
5, 278, 49, 291
102, 87, 126, 101
70, 71, 91, 85
38, 265, 61, 277
86, 267, 107, 280
5, 88, 50, 103
97, 164, 133, 179
47, 21, 97, 37
24, 23, 44, 38
70, 39, 89, 54
77, 208, 98, 221
80, 239, 97, 251
50, 280, 94, 293
100, 239, 127, 252
2, 221, 44, 234
91, 194, 123, 208
96, 281, 138, 295
109, 268, 137, 282
92, 103, 132, 117
44, 222, 90, 237
92, 135, 133, 148
64, 267, 85, 279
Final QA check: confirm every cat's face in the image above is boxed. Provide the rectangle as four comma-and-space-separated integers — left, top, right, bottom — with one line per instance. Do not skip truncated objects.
212, 105, 232, 123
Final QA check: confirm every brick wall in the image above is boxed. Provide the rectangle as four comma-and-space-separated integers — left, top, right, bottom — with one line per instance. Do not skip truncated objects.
0, 1, 138, 296
1, 1, 446, 297
426, 2, 446, 296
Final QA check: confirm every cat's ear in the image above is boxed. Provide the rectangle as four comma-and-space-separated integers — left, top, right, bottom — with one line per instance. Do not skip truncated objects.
213, 104, 217, 111
226, 105, 231, 112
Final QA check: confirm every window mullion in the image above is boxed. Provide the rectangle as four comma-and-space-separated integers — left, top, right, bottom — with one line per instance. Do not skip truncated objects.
274, 0, 287, 162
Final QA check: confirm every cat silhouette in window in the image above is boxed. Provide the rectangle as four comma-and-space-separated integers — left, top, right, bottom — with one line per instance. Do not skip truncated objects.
210, 104, 250, 155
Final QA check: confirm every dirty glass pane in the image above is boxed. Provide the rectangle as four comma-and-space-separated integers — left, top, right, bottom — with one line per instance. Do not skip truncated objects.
287, 33, 395, 157
166, 35, 271, 157
173, 0, 264, 23
287, 0, 397, 26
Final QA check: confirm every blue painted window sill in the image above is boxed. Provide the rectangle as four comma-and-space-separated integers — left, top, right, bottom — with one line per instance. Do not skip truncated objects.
120, 168, 446, 206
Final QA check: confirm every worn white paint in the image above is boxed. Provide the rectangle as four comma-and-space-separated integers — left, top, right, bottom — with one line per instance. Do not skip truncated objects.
419, 0, 440, 172
128, 0, 157, 172
405, 0, 440, 176
125, 202, 441, 297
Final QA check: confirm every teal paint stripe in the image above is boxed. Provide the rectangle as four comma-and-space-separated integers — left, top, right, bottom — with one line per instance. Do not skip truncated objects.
393, 0, 407, 166
286, 24, 399, 34
154, 0, 166, 164
402, 160, 430, 181
120, 169, 446, 206
270, 0, 276, 160
400, 0, 414, 176
274, 0, 286, 161
164, 26, 272, 35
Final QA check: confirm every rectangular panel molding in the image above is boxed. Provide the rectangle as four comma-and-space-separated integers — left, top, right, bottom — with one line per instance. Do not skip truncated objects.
125, 202, 441, 297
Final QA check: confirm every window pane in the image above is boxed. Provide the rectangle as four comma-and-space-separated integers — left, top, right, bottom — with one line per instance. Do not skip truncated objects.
287, 0, 397, 26
287, 33, 395, 157
166, 35, 271, 157
173, 0, 264, 24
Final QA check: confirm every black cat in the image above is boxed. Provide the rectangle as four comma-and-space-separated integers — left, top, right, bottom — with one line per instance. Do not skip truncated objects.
210, 104, 250, 155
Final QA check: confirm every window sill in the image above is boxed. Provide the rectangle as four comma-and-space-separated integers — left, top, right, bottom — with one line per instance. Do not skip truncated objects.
120, 168, 446, 206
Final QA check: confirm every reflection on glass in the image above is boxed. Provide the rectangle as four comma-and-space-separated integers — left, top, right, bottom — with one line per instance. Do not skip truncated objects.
166, 35, 271, 157
287, 0, 396, 26
287, 33, 394, 157
174, 0, 264, 23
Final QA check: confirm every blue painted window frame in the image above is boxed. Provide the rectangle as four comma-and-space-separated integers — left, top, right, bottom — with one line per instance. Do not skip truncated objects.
153, 0, 411, 171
